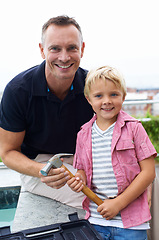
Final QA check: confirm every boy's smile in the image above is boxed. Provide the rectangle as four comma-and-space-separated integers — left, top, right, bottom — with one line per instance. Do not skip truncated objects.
87, 78, 125, 130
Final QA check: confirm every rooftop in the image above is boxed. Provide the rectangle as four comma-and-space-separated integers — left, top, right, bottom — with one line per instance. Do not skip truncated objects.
0, 164, 85, 233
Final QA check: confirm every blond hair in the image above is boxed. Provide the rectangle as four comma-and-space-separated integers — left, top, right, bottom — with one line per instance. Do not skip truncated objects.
84, 66, 127, 99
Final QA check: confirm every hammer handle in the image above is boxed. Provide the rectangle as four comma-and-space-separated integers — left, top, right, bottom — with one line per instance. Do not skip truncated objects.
62, 165, 103, 206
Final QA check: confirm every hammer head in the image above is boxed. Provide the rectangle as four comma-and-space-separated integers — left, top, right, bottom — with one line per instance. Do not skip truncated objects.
40, 153, 73, 176
49, 153, 73, 168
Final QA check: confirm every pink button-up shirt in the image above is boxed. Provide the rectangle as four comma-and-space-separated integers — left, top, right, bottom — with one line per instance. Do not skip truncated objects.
74, 110, 157, 228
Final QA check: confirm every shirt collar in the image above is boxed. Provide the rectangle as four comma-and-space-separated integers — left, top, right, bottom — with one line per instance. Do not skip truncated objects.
32, 62, 86, 96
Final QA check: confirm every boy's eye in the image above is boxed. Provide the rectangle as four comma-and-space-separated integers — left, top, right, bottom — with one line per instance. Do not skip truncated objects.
95, 94, 102, 98
111, 93, 118, 97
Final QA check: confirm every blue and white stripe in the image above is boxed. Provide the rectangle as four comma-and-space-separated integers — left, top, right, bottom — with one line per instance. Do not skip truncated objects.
89, 121, 121, 221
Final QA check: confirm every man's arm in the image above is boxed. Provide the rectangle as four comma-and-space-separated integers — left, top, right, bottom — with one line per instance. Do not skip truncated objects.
0, 127, 44, 177
0, 127, 70, 187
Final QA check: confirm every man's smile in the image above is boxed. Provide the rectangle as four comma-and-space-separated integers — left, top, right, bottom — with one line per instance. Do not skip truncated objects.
55, 63, 74, 69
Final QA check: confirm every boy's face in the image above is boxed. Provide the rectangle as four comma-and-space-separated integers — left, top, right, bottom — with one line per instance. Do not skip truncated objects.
86, 78, 125, 129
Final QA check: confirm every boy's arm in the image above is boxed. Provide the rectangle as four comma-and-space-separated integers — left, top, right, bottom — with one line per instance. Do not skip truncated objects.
97, 156, 155, 220
147, 183, 152, 209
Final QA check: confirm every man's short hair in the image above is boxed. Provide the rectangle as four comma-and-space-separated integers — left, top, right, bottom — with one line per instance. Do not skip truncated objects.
41, 15, 83, 44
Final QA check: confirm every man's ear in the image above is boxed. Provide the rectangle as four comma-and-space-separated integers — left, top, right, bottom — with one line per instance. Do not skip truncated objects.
81, 42, 85, 58
39, 43, 45, 59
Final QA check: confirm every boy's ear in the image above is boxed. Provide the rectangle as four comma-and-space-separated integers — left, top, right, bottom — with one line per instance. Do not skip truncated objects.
86, 96, 92, 106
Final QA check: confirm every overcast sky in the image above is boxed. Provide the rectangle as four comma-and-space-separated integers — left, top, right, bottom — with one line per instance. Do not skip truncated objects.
0, 0, 159, 91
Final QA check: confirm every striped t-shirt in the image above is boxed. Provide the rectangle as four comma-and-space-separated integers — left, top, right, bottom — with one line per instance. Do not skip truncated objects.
89, 120, 121, 222
89, 120, 149, 230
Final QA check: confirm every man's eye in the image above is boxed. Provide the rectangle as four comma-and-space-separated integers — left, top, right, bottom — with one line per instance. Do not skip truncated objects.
50, 47, 60, 52
68, 46, 77, 51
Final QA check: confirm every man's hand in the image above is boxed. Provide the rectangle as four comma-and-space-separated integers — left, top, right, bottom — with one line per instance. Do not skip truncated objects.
39, 167, 70, 189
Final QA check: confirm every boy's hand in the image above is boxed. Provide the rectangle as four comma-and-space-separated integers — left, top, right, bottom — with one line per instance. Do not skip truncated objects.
97, 198, 120, 220
67, 170, 86, 193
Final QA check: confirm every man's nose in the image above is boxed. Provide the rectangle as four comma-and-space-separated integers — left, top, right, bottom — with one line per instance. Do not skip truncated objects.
59, 50, 70, 62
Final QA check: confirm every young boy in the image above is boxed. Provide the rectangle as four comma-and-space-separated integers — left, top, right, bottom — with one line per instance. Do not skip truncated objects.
67, 66, 157, 239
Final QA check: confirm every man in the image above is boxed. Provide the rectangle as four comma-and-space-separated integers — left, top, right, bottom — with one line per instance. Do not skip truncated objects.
0, 16, 93, 208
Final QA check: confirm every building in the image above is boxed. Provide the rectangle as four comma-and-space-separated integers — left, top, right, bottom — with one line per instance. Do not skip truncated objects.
122, 88, 159, 117
153, 93, 159, 116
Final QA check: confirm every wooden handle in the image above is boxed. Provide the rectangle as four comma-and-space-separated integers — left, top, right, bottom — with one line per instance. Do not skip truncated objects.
62, 165, 103, 206
82, 185, 103, 206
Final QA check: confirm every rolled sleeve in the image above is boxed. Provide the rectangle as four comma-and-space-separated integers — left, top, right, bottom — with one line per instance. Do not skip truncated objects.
0, 84, 27, 132
133, 122, 157, 161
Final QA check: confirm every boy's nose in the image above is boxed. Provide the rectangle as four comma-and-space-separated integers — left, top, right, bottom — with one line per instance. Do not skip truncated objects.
103, 96, 111, 104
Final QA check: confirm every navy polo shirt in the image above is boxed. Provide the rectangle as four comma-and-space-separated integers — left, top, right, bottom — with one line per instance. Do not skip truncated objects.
0, 61, 93, 159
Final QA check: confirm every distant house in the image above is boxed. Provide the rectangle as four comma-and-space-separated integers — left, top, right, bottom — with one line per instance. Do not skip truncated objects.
122, 92, 150, 117
122, 87, 159, 117
153, 93, 159, 116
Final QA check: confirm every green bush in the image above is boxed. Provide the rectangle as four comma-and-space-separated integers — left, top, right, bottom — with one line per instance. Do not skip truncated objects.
141, 118, 159, 161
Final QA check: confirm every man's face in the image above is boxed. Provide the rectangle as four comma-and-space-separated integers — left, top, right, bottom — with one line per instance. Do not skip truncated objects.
39, 24, 85, 82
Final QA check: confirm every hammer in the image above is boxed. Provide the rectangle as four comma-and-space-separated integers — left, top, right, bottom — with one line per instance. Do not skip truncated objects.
40, 153, 103, 206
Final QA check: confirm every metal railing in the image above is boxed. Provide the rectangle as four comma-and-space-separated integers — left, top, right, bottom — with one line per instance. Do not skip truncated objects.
123, 99, 159, 105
